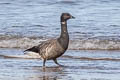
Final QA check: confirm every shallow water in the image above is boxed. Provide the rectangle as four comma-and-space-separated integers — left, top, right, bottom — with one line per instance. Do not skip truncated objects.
0, 49, 120, 80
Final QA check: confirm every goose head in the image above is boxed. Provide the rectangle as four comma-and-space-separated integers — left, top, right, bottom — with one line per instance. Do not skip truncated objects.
61, 13, 75, 21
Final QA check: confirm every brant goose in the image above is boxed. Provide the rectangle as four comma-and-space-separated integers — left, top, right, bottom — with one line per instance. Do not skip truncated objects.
24, 13, 75, 66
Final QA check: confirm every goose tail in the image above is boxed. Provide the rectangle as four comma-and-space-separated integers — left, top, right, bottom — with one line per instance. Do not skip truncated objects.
24, 46, 39, 53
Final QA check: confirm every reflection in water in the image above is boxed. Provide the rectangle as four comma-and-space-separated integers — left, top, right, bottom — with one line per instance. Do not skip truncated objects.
42, 67, 57, 80
26, 66, 64, 80
41, 67, 60, 80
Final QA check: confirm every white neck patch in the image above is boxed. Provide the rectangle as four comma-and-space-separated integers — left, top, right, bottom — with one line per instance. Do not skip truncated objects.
61, 22, 66, 24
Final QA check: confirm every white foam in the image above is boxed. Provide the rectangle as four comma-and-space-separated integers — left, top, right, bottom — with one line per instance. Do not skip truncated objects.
0, 37, 46, 49
69, 39, 120, 50
0, 36, 120, 50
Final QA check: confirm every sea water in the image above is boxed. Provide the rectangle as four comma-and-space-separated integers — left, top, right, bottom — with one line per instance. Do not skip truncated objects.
0, 0, 120, 50
0, 0, 120, 80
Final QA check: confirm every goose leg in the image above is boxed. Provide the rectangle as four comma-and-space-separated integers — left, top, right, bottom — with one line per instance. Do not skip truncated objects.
53, 59, 63, 66
43, 59, 46, 67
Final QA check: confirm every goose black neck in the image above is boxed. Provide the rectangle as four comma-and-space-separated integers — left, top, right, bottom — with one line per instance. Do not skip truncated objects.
60, 16, 69, 38
58, 18, 69, 50
60, 21, 68, 38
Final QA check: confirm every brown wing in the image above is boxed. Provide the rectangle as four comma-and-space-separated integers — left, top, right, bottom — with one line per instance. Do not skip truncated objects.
24, 39, 57, 54
38, 39, 57, 55
24, 39, 65, 60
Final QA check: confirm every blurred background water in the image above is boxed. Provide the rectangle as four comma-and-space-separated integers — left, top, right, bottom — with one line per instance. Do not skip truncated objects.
0, 0, 120, 38
0, 0, 120, 50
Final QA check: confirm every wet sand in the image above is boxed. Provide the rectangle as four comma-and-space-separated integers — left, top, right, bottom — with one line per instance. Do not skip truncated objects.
0, 49, 120, 80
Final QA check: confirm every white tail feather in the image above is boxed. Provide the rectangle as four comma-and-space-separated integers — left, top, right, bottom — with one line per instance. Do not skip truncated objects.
0, 51, 41, 59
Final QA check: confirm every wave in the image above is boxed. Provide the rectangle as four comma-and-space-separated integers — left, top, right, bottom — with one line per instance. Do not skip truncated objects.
69, 39, 120, 50
62, 55, 120, 61
0, 35, 46, 49
0, 35, 120, 50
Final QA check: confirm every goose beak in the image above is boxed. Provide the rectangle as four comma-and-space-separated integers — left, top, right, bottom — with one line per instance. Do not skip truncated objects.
71, 16, 75, 19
